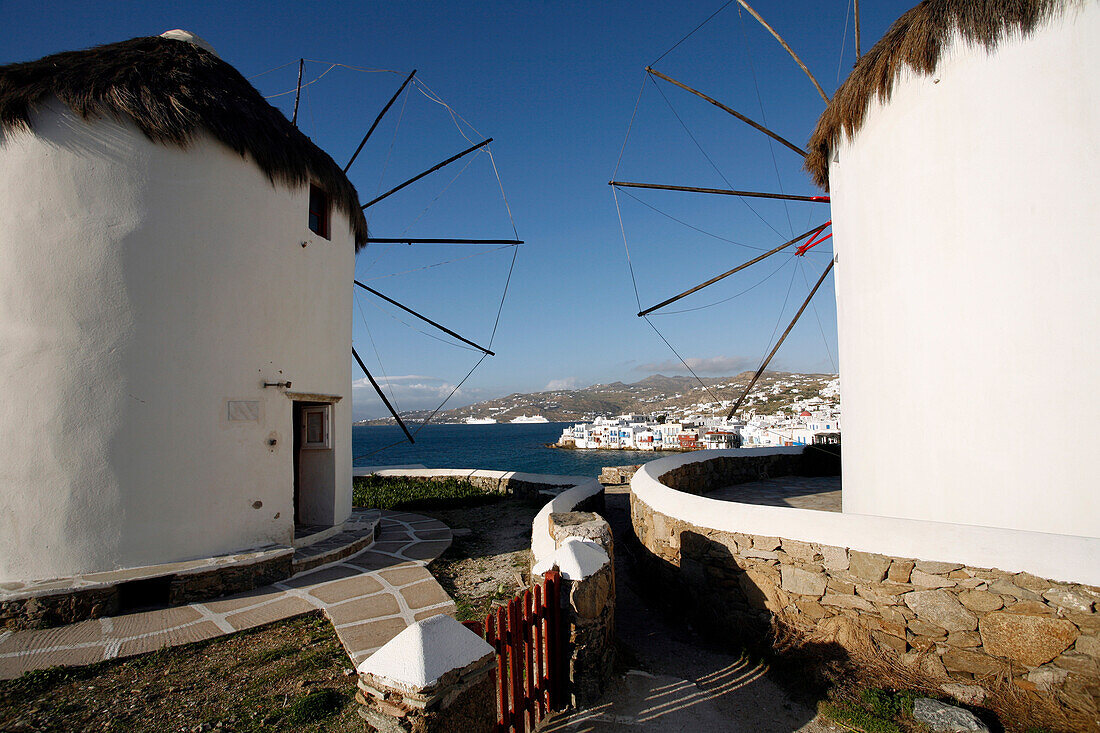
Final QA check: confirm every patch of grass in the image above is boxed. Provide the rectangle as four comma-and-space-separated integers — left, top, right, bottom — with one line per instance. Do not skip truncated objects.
352, 475, 502, 510
289, 688, 345, 724
861, 687, 915, 719
819, 699, 903, 733
454, 598, 480, 622
818, 688, 916, 733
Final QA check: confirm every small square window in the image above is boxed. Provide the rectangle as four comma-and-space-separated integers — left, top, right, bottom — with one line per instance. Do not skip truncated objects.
308, 184, 330, 239
302, 405, 331, 449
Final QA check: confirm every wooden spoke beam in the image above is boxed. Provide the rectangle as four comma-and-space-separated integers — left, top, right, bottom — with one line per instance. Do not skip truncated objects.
610, 180, 829, 203
638, 223, 828, 317
354, 280, 495, 356
726, 258, 835, 418
291, 59, 304, 127
365, 238, 523, 245
352, 347, 414, 443
361, 138, 492, 210
344, 69, 417, 173
735, 0, 829, 103
855, 0, 862, 59
646, 67, 806, 157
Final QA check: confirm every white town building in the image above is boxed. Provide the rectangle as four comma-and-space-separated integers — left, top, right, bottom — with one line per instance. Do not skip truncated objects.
0, 32, 368, 582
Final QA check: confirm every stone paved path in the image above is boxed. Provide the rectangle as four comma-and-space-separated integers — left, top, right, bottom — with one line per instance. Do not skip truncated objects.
0, 510, 454, 679
708, 475, 842, 512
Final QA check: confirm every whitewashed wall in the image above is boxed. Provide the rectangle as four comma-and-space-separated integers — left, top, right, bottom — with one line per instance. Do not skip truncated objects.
0, 102, 354, 582
829, 5, 1100, 538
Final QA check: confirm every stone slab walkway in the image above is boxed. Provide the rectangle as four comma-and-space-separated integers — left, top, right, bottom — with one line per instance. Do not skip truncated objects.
708, 475, 842, 512
0, 510, 454, 679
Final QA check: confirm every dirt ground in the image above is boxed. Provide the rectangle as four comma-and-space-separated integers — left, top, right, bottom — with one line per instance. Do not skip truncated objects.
419, 495, 543, 622
0, 613, 363, 733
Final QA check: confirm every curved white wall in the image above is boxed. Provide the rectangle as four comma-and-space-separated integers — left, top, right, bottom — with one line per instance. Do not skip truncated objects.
632, 450, 1100, 586
829, 6, 1100, 538
0, 102, 354, 582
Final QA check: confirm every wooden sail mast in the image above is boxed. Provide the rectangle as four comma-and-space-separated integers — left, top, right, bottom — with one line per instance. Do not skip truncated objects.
637, 223, 828, 316
735, 0, 829, 103
354, 280, 495, 356
645, 67, 806, 157
345, 69, 417, 173
361, 138, 492, 210
352, 347, 414, 443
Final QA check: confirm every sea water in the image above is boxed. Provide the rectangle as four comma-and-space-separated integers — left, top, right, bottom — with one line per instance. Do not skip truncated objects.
352, 423, 673, 477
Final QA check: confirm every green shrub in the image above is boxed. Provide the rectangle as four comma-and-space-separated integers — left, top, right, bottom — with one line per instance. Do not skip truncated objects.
352, 475, 500, 510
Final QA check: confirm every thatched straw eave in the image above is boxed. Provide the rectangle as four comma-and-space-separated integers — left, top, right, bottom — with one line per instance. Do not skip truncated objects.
805, 0, 1072, 191
0, 35, 369, 248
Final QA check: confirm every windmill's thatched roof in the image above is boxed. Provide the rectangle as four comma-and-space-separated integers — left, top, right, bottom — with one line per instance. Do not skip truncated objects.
805, 0, 1071, 190
0, 34, 368, 248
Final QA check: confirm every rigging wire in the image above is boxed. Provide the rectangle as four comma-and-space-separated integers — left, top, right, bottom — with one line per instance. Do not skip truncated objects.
302, 60, 400, 74
367, 79, 412, 227
399, 154, 479, 235
642, 316, 725, 413
485, 147, 520, 240
612, 73, 650, 313
264, 63, 338, 99
353, 235, 517, 462
736, 4, 794, 237
617, 187, 760, 250
411, 78, 483, 145
351, 352, 490, 462
613, 74, 649, 181
247, 59, 301, 80
760, 255, 800, 366
837, 0, 853, 83
362, 295, 483, 352
487, 243, 519, 348
650, 77, 785, 241
362, 244, 516, 282
652, 0, 738, 65
613, 187, 644, 312
341, 71, 519, 453
649, 252, 796, 315
355, 292, 402, 407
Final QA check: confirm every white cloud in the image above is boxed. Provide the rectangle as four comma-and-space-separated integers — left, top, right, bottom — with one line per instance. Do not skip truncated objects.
544, 377, 579, 391
353, 375, 481, 420
635, 355, 755, 375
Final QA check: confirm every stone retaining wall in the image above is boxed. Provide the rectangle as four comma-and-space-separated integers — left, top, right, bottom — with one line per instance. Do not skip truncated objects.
630, 455, 1100, 727
1, 551, 292, 630
599, 465, 641, 485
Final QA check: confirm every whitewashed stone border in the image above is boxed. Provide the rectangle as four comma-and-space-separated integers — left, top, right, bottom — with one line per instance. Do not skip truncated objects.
633, 449, 1100, 587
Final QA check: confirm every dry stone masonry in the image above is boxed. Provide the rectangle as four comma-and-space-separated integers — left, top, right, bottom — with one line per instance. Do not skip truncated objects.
538, 512, 616, 707
631, 457, 1100, 727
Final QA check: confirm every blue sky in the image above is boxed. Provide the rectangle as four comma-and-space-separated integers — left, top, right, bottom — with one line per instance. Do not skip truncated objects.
1, 0, 914, 420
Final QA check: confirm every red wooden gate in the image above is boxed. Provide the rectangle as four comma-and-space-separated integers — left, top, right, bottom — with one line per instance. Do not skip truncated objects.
482, 570, 565, 732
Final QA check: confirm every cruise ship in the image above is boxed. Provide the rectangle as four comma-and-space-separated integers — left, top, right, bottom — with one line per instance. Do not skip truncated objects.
509, 414, 549, 424
463, 417, 497, 425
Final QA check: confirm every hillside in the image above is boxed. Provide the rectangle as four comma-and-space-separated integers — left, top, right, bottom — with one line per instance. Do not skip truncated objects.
357, 371, 840, 425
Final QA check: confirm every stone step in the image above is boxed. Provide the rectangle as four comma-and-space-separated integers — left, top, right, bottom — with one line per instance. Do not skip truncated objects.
292, 510, 381, 574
